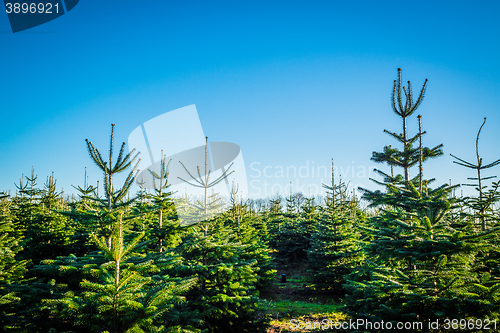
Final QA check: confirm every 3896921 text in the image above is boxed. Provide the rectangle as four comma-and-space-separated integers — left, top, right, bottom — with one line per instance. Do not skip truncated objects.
290, 318, 498, 331
5, 3, 59, 14
441, 318, 497, 330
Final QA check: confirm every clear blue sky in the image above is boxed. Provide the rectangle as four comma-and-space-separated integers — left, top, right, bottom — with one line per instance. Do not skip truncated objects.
1, 0, 499, 200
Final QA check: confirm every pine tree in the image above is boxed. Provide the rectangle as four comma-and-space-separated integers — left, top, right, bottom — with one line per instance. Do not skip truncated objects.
264, 195, 283, 248
450, 117, 500, 231
34, 124, 198, 332
225, 183, 275, 291
80, 123, 140, 249
307, 161, 365, 293
41, 214, 197, 332
0, 192, 27, 310
369, 68, 440, 185
21, 172, 74, 263
146, 154, 182, 253
177, 136, 233, 232
10, 169, 42, 243
451, 118, 500, 293
276, 188, 305, 263
173, 215, 269, 333
1, 175, 71, 332
174, 144, 270, 332
345, 69, 500, 327
68, 167, 100, 256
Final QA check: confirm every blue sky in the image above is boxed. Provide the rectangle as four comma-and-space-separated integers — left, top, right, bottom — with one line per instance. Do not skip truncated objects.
1, 0, 499, 200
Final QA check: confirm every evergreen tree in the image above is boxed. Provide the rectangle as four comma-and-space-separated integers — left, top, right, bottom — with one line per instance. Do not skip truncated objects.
450, 117, 500, 231
31, 124, 198, 332
298, 196, 319, 255
264, 195, 283, 249
10, 169, 42, 244
146, 154, 182, 252
173, 215, 269, 333
225, 183, 275, 291
345, 69, 500, 328
1, 174, 71, 332
21, 172, 74, 263
451, 118, 500, 292
79, 123, 140, 248
177, 136, 233, 231
42, 215, 197, 333
0, 192, 27, 313
68, 167, 100, 256
174, 143, 270, 332
276, 188, 306, 263
307, 161, 365, 293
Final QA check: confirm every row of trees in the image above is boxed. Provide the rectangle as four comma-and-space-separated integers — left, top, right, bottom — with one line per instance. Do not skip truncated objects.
1, 69, 500, 332
0, 125, 276, 332
1, 162, 369, 332
344, 69, 500, 330
261, 69, 500, 330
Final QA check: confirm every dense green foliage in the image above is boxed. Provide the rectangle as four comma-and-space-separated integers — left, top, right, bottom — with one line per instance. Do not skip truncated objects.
0, 192, 27, 311
2, 70, 500, 332
345, 69, 500, 331
307, 166, 366, 294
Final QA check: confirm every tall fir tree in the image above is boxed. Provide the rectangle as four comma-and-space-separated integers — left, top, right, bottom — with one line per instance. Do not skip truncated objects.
174, 142, 270, 332
345, 69, 500, 328
0, 192, 27, 322
41, 214, 197, 333
146, 154, 182, 253
307, 161, 365, 294
450, 117, 500, 231
80, 123, 140, 249
33, 124, 198, 332
21, 172, 74, 263
451, 118, 500, 293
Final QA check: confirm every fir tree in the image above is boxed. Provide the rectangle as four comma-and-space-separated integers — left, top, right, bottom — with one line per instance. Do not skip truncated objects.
68, 167, 100, 256
0, 192, 27, 310
276, 188, 306, 263
41, 214, 197, 332
21, 172, 74, 263
10, 169, 42, 243
307, 161, 365, 293
450, 117, 500, 230
80, 123, 140, 249
225, 183, 275, 291
345, 69, 500, 328
173, 215, 269, 333
175, 143, 270, 332
369, 68, 442, 191
264, 195, 283, 245
34, 124, 198, 332
146, 154, 182, 253
451, 118, 500, 293
178, 136, 233, 232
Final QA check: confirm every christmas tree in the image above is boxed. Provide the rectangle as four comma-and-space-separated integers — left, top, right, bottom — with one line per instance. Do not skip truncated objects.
345, 69, 500, 327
